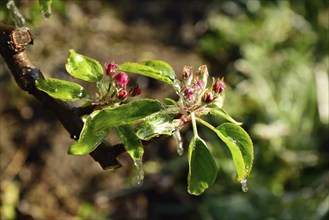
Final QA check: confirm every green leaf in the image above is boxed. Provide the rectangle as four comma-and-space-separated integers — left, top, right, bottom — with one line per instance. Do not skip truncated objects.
139, 60, 176, 82
35, 78, 87, 101
188, 136, 218, 195
68, 99, 163, 155
94, 99, 164, 130
119, 60, 176, 85
208, 105, 242, 125
214, 123, 253, 181
66, 49, 103, 82
163, 98, 177, 106
115, 125, 144, 161
39, 0, 52, 17
136, 114, 176, 140
68, 110, 111, 155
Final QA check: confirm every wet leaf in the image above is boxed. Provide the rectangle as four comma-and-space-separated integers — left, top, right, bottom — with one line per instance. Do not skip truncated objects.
115, 125, 144, 161
207, 105, 242, 125
68, 99, 163, 155
119, 60, 176, 85
35, 78, 87, 101
136, 114, 176, 140
68, 110, 111, 156
214, 123, 253, 181
188, 136, 217, 195
66, 49, 103, 82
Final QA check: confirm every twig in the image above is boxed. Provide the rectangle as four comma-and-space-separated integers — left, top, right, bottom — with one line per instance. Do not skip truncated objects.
0, 24, 126, 170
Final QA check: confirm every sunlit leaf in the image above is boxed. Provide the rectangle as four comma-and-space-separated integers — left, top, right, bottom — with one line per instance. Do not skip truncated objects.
214, 123, 253, 181
163, 98, 177, 106
188, 136, 217, 195
119, 60, 176, 85
207, 105, 242, 125
68, 99, 163, 155
35, 78, 87, 101
66, 49, 103, 82
68, 110, 111, 156
115, 125, 144, 161
136, 114, 176, 140
139, 60, 176, 82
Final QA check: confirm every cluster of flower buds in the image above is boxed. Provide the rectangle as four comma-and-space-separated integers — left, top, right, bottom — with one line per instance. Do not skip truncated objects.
179, 65, 225, 109
203, 78, 226, 103
105, 62, 141, 101
180, 65, 209, 107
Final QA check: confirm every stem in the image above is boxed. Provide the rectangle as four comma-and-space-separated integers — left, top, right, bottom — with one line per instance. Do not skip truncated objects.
195, 117, 217, 133
6, 0, 26, 28
191, 112, 199, 137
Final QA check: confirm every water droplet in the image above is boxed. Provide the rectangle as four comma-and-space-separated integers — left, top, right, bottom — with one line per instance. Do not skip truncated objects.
173, 80, 181, 95
173, 130, 184, 156
240, 178, 248, 192
134, 159, 144, 185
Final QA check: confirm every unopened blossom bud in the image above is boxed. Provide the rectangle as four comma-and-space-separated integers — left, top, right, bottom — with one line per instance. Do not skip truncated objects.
113, 72, 129, 87
117, 89, 128, 99
129, 85, 142, 96
204, 91, 214, 103
182, 66, 194, 85
195, 65, 209, 85
182, 66, 193, 79
106, 62, 118, 76
194, 80, 204, 91
182, 87, 194, 100
213, 80, 225, 94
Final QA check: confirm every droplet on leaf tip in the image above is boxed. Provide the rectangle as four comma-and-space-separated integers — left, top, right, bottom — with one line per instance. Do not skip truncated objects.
173, 130, 184, 156
240, 178, 248, 192
134, 159, 144, 185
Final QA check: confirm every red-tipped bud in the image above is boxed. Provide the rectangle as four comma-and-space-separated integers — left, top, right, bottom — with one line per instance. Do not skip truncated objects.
182, 66, 193, 80
182, 87, 195, 100
106, 62, 118, 76
113, 72, 129, 87
204, 91, 214, 103
195, 80, 204, 91
117, 89, 128, 99
129, 85, 142, 96
213, 80, 225, 93
196, 65, 208, 78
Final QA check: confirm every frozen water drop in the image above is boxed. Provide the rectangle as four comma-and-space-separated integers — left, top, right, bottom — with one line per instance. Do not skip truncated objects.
173, 80, 182, 95
240, 178, 248, 192
134, 159, 144, 185
173, 130, 184, 156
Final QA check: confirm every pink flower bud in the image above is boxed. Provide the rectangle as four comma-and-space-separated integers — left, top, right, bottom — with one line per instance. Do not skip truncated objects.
117, 89, 128, 99
129, 85, 142, 96
195, 80, 204, 91
195, 65, 209, 90
182, 87, 194, 100
213, 80, 225, 93
106, 62, 118, 76
182, 66, 193, 79
182, 66, 194, 85
113, 72, 129, 87
204, 91, 214, 103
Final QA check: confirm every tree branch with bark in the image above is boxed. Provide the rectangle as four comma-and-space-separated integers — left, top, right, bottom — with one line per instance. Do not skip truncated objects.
0, 24, 126, 170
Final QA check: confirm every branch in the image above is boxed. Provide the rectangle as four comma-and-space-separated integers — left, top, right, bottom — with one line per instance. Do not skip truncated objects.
0, 24, 126, 170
